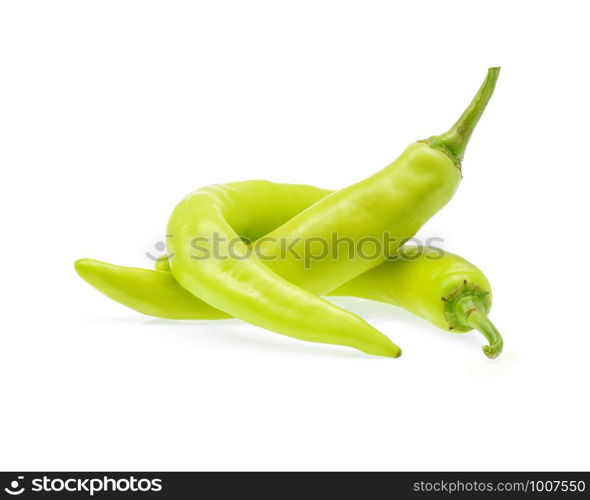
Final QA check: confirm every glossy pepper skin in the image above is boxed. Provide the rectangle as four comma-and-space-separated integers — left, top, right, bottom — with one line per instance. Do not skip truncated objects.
76, 180, 503, 358
257, 68, 500, 294
166, 183, 400, 357
163, 68, 499, 355
258, 143, 460, 294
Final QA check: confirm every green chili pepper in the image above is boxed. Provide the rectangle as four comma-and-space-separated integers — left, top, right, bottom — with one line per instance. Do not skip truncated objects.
257, 68, 500, 294
75, 258, 231, 320
165, 182, 400, 357
163, 68, 499, 355
76, 179, 503, 358
75, 247, 501, 358
332, 247, 502, 358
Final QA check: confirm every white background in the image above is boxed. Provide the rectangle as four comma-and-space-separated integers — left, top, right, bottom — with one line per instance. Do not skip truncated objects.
1, 1, 589, 471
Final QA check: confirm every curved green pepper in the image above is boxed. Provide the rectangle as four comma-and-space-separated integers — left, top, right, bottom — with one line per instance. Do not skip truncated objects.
165, 183, 400, 357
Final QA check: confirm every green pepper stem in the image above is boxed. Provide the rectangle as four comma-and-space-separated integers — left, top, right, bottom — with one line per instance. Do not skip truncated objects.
455, 297, 503, 359
467, 309, 503, 359
421, 67, 500, 167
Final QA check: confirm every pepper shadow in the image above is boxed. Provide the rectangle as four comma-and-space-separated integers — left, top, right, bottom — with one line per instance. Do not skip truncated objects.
141, 317, 381, 361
